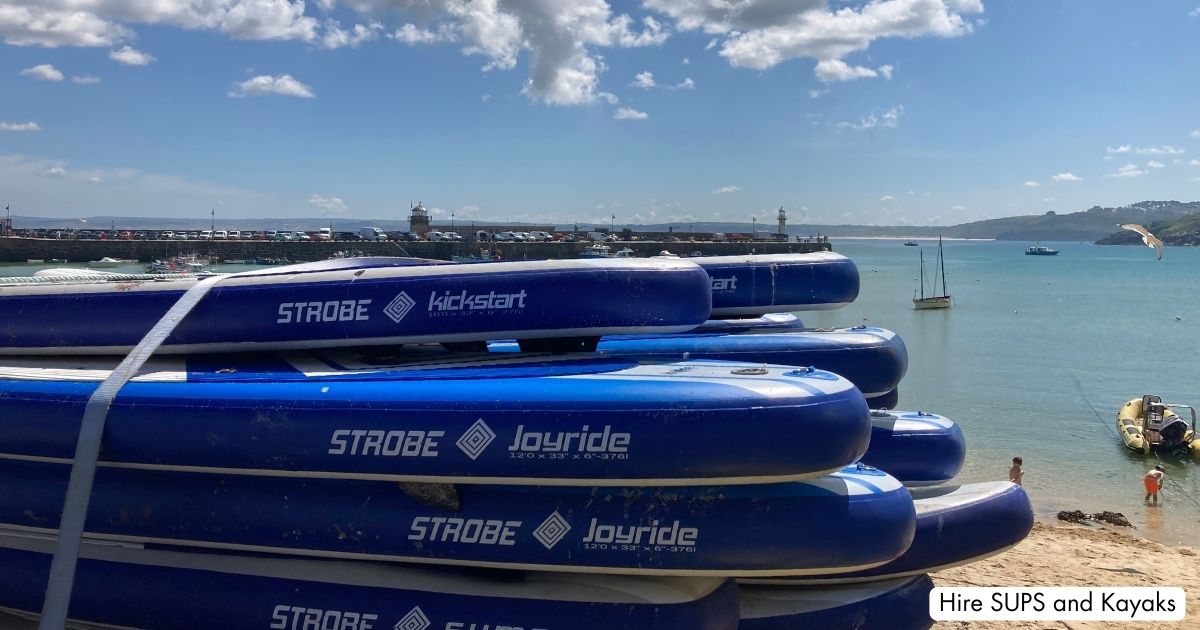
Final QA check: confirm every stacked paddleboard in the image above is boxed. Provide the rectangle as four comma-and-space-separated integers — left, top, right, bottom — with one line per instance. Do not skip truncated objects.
0, 254, 936, 629
0, 252, 1035, 628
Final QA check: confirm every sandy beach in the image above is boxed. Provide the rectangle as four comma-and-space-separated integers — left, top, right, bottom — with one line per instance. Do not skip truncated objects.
933, 521, 1200, 629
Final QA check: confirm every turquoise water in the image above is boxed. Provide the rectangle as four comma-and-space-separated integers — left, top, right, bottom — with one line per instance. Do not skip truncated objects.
2, 245, 1198, 545
808, 239, 1200, 545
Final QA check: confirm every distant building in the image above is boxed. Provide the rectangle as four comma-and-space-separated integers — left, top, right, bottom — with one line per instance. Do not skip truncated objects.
409, 202, 430, 236
777, 206, 787, 235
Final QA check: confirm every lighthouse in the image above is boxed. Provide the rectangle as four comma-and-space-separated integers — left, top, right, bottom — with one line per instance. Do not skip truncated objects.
409, 202, 430, 237
776, 206, 786, 236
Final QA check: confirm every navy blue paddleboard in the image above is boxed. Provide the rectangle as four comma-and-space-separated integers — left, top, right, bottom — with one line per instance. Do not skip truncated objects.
0, 529, 740, 629
491, 325, 907, 398
0, 353, 869, 486
0, 461, 915, 576
0, 257, 711, 354
738, 575, 934, 629
863, 410, 966, 486
691, 253, 859, 316
741, 482, 1032, 584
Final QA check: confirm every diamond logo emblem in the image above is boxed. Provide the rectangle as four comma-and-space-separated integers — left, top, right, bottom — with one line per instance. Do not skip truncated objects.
384, 291, 417, 323
456, 419, 496, 460
394, 606, 430, 630
533, 511, 571, 549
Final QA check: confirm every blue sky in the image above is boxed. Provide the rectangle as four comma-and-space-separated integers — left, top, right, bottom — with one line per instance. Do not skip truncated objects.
1, 1, 1199, 227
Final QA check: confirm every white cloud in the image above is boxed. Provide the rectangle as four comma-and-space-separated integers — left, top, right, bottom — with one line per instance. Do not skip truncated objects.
838, 105, 904, 130
712, 185, 740, 195
671, 77, 695, 90
89, 176, 103, 183
808, 88, 829, 99
1051, 172, 1082, 182
1042, 197, 1056, 203
1191, 129, 1200, 138
323, 20, 382, 48
682, 57, 690, 64
228, 74, 314, 98
1110, 144, 1185, 155
880, 195, 895, 202
1146, 160, 1165, 169
1023, 180, 1040, 187
1136, 145, 1185, 155
951, 204, 966, 211
645, 0, 981, 78
481, 93, 492, 102
19, 64, 63, 81
389, 22, 454, 45
633, 71, 656, 88
109, 46, 154, 65
1190, 7, 1200, 17
39, 166, 66, 177
614, 107, 648, 120
308, 193, 349, 215
1109, 163, 1146, 178
814, 59, 893, 83
1190, 159, 1200, 167
71, 75, 101, 84
0, 122, 40, 132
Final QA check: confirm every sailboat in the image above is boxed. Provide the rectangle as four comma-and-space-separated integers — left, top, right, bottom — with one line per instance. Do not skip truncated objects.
913, 235, 952, 310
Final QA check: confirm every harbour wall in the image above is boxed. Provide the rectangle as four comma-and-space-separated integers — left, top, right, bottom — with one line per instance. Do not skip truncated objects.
0, 237, 830, 263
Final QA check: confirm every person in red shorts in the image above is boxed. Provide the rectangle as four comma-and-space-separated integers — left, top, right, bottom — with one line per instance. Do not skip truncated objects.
1144, 465, 1165, 505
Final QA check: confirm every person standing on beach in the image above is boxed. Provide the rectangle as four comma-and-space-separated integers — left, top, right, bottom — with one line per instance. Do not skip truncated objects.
1009, 457, 1024, 485
1144, 465, 1165, 505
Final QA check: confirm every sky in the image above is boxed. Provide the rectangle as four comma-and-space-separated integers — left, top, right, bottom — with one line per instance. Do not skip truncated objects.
1, 0, 1199, 227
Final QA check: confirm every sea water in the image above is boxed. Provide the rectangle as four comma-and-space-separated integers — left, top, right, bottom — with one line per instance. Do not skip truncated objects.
808, 239, 1200, 545
2, 245, 1198, 544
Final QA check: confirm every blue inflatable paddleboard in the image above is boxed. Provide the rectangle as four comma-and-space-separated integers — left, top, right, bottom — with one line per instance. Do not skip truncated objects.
691, 313, 805, 332
742, 482, 1032, 584
738, 575, 934, 629
0, 353, 869, 486
863, 410, 966, 486
0, 257, 711, 354
0, 529, 740, 629
490, 325, 907, 399
690, 253, 859, 316
0, 461, 915, 576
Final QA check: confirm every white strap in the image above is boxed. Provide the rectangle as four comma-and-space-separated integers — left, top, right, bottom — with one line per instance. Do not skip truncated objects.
39, 274, 226, 629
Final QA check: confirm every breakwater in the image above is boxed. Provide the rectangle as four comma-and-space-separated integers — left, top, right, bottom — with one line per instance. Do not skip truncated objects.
0, 237, 829, 263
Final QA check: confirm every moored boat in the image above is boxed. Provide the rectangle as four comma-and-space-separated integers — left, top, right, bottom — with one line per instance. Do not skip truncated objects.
1116, 395, 1199, 456
912, 236, 951, 310
1024, 243, 1059, 256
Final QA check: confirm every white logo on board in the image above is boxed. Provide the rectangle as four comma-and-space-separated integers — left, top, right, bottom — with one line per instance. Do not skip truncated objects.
456, 419, 497, 460
394, 606, 430, 630
384, 291, 417, 323
533, 511, 572, 549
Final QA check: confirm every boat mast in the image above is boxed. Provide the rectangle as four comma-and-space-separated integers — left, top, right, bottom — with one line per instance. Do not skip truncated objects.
938, 235, 947, 298
918, 250, 927, 299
